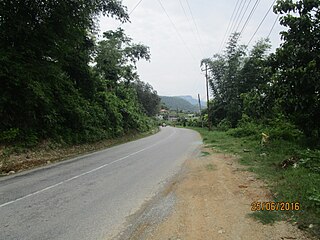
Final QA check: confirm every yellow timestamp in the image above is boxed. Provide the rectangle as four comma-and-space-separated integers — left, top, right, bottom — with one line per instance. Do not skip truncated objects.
251, 201, 300, 211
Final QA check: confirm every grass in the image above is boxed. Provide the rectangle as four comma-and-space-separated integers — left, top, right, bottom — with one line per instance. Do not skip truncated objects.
205, 163, 215, 171
189, 127, 320, 237
201, 151, 210, 157
249, 211, 282, 225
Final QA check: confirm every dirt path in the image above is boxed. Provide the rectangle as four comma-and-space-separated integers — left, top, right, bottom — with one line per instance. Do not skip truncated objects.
131, 148, 313, 240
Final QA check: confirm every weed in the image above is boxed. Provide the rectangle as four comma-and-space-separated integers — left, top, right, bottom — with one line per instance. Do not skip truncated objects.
201, 151, 210, 157
205, 163, 215, 171
249, 211, 282, 225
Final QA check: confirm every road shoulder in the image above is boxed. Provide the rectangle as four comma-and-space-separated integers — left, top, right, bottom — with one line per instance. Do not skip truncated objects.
123, 147, 313, 240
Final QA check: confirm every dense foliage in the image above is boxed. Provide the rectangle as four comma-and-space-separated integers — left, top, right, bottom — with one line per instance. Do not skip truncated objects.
0, 1, 160, 145
203, 0, 320, 145
132, 80, 161, 117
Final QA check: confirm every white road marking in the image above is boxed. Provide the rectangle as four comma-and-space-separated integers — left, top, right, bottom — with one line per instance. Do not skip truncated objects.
0, 128, 176, 208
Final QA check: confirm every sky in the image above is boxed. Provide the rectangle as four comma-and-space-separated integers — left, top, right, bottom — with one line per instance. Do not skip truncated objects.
99, 0, 284, 100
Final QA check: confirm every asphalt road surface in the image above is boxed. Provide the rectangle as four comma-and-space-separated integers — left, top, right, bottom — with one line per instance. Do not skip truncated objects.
0, 127, 201, 240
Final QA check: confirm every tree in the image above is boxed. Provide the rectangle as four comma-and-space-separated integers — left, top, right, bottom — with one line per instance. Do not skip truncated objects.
132, 80, 161, 117
0, 0, 138, 140
272, 0, 320, 138
240, 39, 273, 119
93, 29, 152, 134
203, 33, 246, 126
95, 29, 150, 88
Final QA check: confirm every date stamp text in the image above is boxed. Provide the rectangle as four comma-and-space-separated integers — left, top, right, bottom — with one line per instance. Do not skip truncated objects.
251, 201, 300, 211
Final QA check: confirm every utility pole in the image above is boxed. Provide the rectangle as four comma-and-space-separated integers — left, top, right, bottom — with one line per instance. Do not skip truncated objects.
198, 93, 204, 128
204, 63, 211, 130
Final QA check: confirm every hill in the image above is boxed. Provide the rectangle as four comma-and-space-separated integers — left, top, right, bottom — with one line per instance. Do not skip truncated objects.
160, 96, 198, 113
177, 95, 206, 108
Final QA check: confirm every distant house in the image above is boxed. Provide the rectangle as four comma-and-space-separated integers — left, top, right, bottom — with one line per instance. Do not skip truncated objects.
168, 113, 178, 122
159, 109, 168, 114
168, 116, 178, 122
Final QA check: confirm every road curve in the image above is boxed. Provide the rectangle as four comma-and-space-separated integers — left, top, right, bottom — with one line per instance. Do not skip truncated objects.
0, 127, 201, 240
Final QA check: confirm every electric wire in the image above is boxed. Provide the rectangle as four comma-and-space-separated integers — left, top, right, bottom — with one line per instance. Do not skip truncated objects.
234, 0, 253, 32
181, 0, 210, 98
228, 0, 245, 35
184, 0, 204, 52
128, 0, 144, 16
220, 0, 248, 53
247, 0, 277, 45
230, 0, 248, 34
183, 0, 209, 94
157, 0, 197, 61
267, 14, 280, 38
117, 0, 144, 28
218, 0, 241, 52
178, 0, 205, 56
238, 0, 261, 37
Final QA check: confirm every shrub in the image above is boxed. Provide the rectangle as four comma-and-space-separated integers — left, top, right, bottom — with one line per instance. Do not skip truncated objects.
227, 115, 262, 138
217, 119, 232, 131
227, 114, 303, 142
0, 128, 20, 143
267, 116, 303, 141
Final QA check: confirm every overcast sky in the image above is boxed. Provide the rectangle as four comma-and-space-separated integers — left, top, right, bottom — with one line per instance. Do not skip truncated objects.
99, 0, 284, 100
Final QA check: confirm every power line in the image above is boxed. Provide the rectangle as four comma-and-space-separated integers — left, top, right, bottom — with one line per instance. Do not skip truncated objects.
178, 0, 205, 56
128, 0, 144, 16
228, 0, 245, 36
117, 0, 144, 28
220, 0, 248, 53
235, 0, 253, 33
230, 0, 248, 34
183, 0, 209, 99
157, 0, 196, 61
184, 0, 204, 53
247, 0, 276, 45
219, 0, 241, 52
267, 14, 279, 38
239, 0, 261, 36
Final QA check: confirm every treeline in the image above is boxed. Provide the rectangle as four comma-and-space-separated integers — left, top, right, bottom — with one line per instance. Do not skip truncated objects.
0, 1, 160, 145
203, 0, 320, 145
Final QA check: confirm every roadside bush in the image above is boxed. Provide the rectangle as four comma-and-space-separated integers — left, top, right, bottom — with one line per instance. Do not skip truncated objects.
217, 119, 232, 131
0, 128, 20, 143
188, 118, 203, 127
267, 116, 303, 141
227, 114, 303, 142
227, 115, 262, 138
227, 122, 261, 138
297, 149, 320, 174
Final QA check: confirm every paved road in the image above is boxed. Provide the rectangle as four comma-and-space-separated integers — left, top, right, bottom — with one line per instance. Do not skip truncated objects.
0, 127, 201, 240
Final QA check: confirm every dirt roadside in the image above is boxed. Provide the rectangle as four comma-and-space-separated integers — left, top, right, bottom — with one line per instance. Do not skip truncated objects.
0, 129, 158, 176
127, 147, 314, 240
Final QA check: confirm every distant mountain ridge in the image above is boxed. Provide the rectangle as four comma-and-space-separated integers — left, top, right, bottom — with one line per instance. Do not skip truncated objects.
177, 95, 206, 108
160, 96, 198, 113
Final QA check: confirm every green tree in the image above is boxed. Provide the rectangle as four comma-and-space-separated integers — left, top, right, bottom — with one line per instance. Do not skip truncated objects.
272, 0, 320, 138
0, 1, 146, 143
95, 29, 150, 88
240, 39, 273, 119
203, 33, 246, 126
93, 29, 152, 134
132, 80, 161, 117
